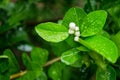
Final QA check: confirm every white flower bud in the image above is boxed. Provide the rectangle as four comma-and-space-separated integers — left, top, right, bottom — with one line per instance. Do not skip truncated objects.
75, 31, 80, 36
68, 29, 74, 34
69, 22, 76, 30
75, 26, 79, 31
74, 36, 79, 42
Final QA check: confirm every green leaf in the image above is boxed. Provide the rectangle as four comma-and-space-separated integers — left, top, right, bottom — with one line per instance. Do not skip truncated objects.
81, 54, 91, 67
9, 29, 29, 44
22, 53, 32, 70
17, 68, 42, 80
22, 47, 48, 70
21, 52, 43, 80
3, 49, 20, 74
111, 31, 120, 56
82, 35, 118, 63
48, 62, 65, 80
65, 35, 79, 48
96, 66, 116, 80
80, 10, 107, 37
108, 5, 120, 28
0, 24, 15, 33
89, 52, 107, 69
50, 41, 70, 56
37, 71, 47, 80
98, 30, 110, 38
8, 6, 28, 26
0, 55, 10, 80
0, 56, 9, 73
61, 48, 80, 65
70, 57, 83, 68
76, 46, 89, 51
62, 7, 87, 28
31, 47, 48, 66
35, 22, 69, 42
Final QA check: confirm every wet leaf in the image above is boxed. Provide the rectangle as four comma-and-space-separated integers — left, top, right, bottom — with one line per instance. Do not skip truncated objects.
61, 48, 80, 65
35, 22, 69, 42
98, 30, 110, 38
81, 35, 118, 63
81, 10, 107, 37
62, 7, 87, 28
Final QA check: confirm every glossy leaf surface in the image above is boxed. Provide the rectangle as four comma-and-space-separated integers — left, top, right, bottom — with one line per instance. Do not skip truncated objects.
81, 10, 107, 37
35, 22, 69, 42
82, 35, 118, 63
62, 7, 87, 28
61, 48, 80, 65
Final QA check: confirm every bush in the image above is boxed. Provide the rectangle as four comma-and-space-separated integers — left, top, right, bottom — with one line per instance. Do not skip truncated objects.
0, 0, 120, 80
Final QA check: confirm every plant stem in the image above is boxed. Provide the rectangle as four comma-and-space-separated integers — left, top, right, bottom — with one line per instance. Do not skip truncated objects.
43, 57, 60, 67
10, 70, 27, 80
78, 38, 92, 50
10, 57, 60, 80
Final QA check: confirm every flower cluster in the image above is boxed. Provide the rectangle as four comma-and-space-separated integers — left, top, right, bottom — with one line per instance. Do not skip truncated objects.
68, 22, 80, 42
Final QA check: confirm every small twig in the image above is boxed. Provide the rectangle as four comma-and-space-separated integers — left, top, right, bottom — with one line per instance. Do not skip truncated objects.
10, 57, 60, 80
43, 57, 60, 67
10, 70, 27, 80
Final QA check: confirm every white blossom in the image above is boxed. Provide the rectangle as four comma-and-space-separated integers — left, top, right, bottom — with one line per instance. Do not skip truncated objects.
74, 36, 79, 42
75, 31, 80, 36
68, 22, 81, 42
75, 26, 79, 31
69, 22, 76, 30
68, 29, 74, 34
